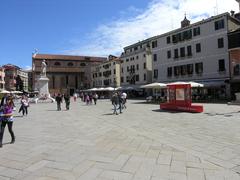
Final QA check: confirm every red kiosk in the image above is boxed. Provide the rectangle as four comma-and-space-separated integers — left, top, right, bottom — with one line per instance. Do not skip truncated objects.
160, 83, 203, 113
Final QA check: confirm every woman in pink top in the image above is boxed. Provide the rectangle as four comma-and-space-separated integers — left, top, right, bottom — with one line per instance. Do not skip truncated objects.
0, 98, 15, 148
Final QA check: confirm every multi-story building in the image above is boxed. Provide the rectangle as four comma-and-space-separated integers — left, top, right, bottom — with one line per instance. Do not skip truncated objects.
228, 26, 240, 99
3, 64, 28, 91
91, 55, 121, 88
150, 12, 240, 99
120, 40, 152, 89
32, 54, 107, 95
0, 67, 5, 90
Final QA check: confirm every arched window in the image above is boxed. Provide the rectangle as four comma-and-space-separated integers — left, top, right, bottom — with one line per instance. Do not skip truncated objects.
68, 62, 74, 66
54, 62, 61, 66
80, 63, 86, 66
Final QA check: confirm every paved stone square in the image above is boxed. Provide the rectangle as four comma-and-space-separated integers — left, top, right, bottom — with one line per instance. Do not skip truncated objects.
0, 99, 240, 180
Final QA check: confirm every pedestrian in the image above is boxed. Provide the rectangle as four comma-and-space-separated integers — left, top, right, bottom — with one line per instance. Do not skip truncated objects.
64, 94, 70, 110
118, 92, 123, 114
19, 95, 29, 116
121, 92, 127, 109
86, 94, 90, 105
93, 93, 98, 105
55, 94, 62, 111
0, 98, 15, 148
111, 93, 119, 115
73, 93, 77, 102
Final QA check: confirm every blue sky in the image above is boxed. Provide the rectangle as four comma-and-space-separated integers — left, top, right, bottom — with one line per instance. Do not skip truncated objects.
0, 0, 238, 69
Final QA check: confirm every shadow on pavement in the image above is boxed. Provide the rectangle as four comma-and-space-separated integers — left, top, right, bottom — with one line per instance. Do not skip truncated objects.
204, 111, 240, 117
152, 109, 192, 114
102, 113, 115, 116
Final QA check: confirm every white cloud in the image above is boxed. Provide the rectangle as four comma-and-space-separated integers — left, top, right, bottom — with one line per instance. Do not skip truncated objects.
24, 66, 32, 71
65, 0, 239, 57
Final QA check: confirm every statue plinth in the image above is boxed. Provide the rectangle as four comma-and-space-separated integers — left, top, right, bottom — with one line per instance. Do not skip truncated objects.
38, 76, 50, 96
34, 75, 55, 103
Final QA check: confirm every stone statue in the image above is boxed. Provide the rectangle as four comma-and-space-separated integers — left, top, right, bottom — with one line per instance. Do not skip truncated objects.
41, 60, 47, 77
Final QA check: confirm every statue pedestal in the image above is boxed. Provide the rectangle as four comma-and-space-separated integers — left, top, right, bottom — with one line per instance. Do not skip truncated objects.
38, 76, 50, 96
34, 76, 55, 103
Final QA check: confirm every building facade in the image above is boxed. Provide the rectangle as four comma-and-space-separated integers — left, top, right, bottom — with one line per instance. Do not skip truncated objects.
0, 67, 5, 90
120, 40, 152, 88
3, 64, 28, 91
149, 12, 240, 99
32, 54, 107, 95
228, 27, 240, 99
91, 55, 121, 88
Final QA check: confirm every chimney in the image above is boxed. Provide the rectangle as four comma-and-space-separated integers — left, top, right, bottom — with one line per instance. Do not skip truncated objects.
231, 10, 235, 16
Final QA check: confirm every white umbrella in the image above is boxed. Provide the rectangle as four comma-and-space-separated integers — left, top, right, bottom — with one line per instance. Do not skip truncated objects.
89, 88, 98, 91
96, 87, 105, 91
141, 82, 166, 89
167, 81, 204, 88
188, 81, 204, 88
104, 87, 115, 91
10, 90, 23, 94
0, 90, 10, 94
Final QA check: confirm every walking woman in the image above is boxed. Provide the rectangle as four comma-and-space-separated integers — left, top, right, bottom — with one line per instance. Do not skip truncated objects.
0, 98, 15, 148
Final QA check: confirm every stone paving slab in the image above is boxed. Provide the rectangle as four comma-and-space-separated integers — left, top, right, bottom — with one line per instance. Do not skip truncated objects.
0, 99, 240, 179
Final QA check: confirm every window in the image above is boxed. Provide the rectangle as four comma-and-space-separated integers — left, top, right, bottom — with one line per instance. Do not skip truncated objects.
134, 46, 138, 51
136, 64, 139, 70
167, 67, 172, 77
54, 62, 61, 66
174, 66, 180, 76
167, 50, 171, 59
195, 62, 203, 74
187, 64, 193, 75
66, 76, 68, 86
126, 59, 129, 62
181, 65, 187, 75
114, 69, 116, 74
187, 46, 192, 56
153, 69, 158, 78
127, 66, 129, 72
144, 74, 146, 80
182, 29, 192, 40
218, 59, 225, 72
180, 47, 185, 57
193, 27, 200, 36
196, 43, 201, 53
215, 19, 224, 30
143, 54, 146, 58
167, 36, 171, 44
218, 38, 224, 48
153, 54, 157, 61
152, 40, 158, 48
135, 75, 139, 81
136, 56, 139, 60
234, 64, 240, 75
174, 49, 179, 59
172, 35, 177, 43
68, 62, 73, 66
121, 68, 123, 73
80, 63, 86, 66
143, 62, 146, 69
121, 77, 124, 83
